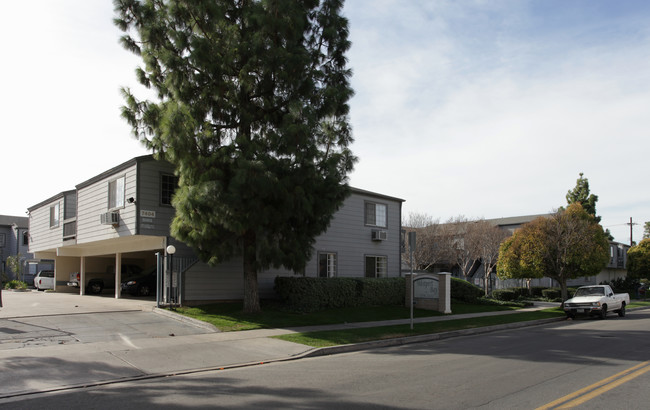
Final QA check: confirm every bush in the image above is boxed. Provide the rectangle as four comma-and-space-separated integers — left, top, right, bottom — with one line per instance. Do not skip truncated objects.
601, 277, 639, 296
530, 286, 547, 297
492, 289, 517, 301
274, 276, 405, 312
477, 297, 530, 308
451, 278, 483, 303
542, 288, 561, 300
4, 280, 28, 290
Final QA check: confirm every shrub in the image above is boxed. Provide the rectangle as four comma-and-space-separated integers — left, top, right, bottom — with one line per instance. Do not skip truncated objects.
451, 278, 483, 303
529, 286, 547, 297
492, 289, 517, 301
542, 288, 561, 300
477, 297, 530, 308
4, 280, 28, 290
274, 276, 405, 312
601, 277, 639, 296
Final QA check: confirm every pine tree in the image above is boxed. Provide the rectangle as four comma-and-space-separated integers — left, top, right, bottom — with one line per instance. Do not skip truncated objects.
114, 0, 356, 313
566, 172, 599, 221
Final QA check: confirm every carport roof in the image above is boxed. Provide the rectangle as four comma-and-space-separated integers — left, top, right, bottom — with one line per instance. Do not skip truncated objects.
53, 235, 167, 258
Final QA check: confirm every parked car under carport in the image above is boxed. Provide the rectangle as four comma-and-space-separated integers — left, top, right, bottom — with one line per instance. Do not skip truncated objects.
120, 268, 157, 297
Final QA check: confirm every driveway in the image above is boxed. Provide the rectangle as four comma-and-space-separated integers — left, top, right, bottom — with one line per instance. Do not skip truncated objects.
0, 290, 311, 398
0, 290, 212, 349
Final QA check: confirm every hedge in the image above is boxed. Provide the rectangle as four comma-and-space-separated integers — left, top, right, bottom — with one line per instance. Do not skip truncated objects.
492, 289, 517, 301
450, 277, 483, 303
274, 276, 405, 312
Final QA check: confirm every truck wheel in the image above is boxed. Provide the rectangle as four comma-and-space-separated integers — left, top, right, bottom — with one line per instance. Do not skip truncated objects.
599, 305, 607, 320
617, 303, 626, 317
88, 282, 103, 294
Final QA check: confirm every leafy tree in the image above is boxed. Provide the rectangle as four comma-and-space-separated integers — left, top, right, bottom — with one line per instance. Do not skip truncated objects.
627, 238, 650, 280
114, 0, 356, 313
643, 221, 650, 239
497, 204, 609, 302
6, 254, 23, 282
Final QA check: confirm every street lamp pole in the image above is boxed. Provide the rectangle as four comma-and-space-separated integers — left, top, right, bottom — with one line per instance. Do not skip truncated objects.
166, 245, 176, 307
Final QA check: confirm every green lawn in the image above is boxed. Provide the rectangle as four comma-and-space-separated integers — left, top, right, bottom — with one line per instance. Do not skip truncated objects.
172, 301, 650, 349
172, 301, 521, 332
273, 308, 566, 347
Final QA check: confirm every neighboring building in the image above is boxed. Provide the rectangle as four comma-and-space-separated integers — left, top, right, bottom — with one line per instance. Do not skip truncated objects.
422, 214, 630, 291
0, 214, 32, 281
28, 155, 404, 304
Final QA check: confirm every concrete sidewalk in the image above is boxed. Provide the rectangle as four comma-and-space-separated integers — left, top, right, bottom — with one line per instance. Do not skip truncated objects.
0, 290, 564, 400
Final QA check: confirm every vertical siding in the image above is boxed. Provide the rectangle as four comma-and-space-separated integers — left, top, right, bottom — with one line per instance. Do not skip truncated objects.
76, 163, 138, 244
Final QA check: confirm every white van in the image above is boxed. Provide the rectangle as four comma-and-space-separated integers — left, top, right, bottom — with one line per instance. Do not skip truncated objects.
34, 270, 55, 291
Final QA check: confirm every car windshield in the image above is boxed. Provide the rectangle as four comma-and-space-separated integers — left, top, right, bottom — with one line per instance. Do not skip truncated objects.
574, 287, 605, 297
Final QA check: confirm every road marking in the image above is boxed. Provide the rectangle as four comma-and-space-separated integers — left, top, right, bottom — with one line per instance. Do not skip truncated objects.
536, 361, 650, 409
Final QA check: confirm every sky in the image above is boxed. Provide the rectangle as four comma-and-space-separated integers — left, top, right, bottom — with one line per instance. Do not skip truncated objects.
1, 0, 648, 245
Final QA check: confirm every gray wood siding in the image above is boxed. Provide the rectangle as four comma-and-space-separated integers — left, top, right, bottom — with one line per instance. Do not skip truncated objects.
137, 160, 177, 238
183, 190, 403, 301
28, 198, 64, 253
307, 191, 402, 278
184, 259, 244, 300
76, 163, 138, 244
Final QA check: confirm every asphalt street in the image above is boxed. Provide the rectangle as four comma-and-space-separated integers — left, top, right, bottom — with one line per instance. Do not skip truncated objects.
2, 309, 650, 409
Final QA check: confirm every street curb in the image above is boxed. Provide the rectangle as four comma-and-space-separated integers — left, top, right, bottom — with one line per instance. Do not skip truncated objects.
152, 307, 220, 332
298, 316, 567, 358
2, 307, 648, 401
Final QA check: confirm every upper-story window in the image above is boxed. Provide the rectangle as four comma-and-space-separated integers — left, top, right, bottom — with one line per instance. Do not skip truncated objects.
161, 174, 179, 206
0, 233, 5, 247
108, 176, 125, 209
22, 231, 28, 246
50, 203, 60, 227
365, 202, 387, 228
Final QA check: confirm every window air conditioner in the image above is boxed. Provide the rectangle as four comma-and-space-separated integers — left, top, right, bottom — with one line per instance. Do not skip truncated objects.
100, 211, 120, 226
372, 229, 387, 241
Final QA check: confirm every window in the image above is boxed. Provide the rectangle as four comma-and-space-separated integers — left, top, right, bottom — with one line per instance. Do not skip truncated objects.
365, 202, 387, 227
365, 255, 387, 278
0, 233, 5, 247
22, 231, 28, 246
161, 174, 179, 206
108, 176, 125, 209
318, 252, 337, 278
50, 203, 60, 227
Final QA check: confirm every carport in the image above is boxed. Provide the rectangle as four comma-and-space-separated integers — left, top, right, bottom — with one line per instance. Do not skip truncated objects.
37, 235, 167, 299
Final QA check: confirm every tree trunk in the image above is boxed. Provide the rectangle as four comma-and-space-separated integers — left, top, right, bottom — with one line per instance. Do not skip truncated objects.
242, 234, 261, 314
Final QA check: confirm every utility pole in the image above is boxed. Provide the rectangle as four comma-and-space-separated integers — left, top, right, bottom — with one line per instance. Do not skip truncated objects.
627, 217, 638, 246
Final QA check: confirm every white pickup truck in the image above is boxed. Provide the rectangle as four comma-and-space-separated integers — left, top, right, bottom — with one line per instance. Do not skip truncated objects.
564, 285, 630, 319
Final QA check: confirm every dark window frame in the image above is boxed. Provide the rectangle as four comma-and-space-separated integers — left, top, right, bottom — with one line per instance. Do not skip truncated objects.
160, 173, 179, 207
364, 201, 387, 228
317, 251, 338, 278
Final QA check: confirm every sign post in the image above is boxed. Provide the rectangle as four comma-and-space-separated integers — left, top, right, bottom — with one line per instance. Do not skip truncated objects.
409, 231, 416, 330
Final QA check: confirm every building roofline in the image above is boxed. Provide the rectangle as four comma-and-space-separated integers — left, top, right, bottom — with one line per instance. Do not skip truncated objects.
76, 154, 155, 190
27, 190, 77, 212
0, 215, 29, 228
350, 187, 405, 203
